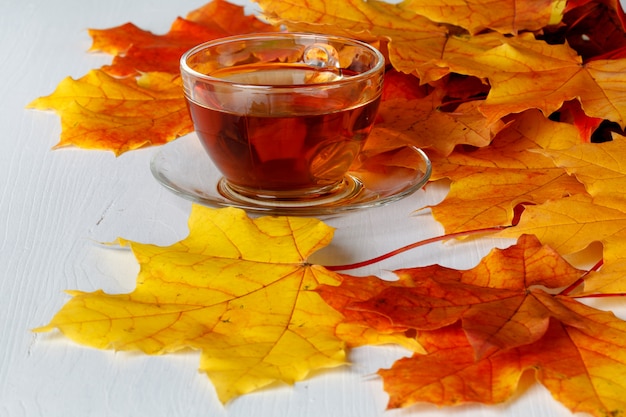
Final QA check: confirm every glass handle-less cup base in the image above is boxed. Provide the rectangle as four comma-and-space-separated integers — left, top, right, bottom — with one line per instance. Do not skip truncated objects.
217, 175, 364, 208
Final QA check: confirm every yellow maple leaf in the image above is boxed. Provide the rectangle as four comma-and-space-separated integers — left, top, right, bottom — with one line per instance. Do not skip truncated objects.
35, 206, 347, 403
449, 34, 626, 126
501, 135, 626, 295
27, 70, 192, 155
541, 134, 626, 201
255, 0, 454, 74
402, 0, 565, 35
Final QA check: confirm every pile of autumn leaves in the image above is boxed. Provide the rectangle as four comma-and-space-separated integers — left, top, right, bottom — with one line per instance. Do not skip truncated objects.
31, 0, 626, 416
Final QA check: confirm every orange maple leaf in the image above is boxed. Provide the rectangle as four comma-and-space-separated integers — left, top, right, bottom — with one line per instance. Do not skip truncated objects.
381, 310, 626, 417
28, 0, 276, 155
324, 235, 583, 357
316, 271, 425, 352
27, 71, 192, 155
90, 0, 277, 77
366, 96, 502, 157
363, 71, 499, 157
380, 69, 430, 101
320, 235, 626, 416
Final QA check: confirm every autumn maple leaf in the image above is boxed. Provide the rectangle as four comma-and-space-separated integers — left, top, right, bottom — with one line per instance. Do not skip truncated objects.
90, 0, 277, 77
315, 271, 425, 352
366, 96, 502, 157
320, 235, 626, 416
402, 0, 565, 35
28, 0, 276, 155
35, 206, 347, 403
426, 110, 588, 232
325, 235, 584, 358
445, 33, 626, 127
499, 134, 626, 295
352, 69, 500, 159
257, 0, 626, 128
381, 312, 626, 416
256, 0, 506, 81
27, 71, 192, 155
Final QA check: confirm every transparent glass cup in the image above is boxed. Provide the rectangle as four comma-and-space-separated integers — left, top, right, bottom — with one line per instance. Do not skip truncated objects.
180, 33, 385, 207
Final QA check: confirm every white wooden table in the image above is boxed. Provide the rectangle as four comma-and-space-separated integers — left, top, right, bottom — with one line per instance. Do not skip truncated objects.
1, 1, 619, 416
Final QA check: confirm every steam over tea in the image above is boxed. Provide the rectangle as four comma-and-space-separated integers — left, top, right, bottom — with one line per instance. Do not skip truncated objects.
187, 63, 381, 195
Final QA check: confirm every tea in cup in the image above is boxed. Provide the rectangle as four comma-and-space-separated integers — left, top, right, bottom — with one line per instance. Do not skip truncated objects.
180, 33, 385, 207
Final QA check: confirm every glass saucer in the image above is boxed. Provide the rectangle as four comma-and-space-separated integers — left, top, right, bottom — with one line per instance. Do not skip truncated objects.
150, 135, 432, 216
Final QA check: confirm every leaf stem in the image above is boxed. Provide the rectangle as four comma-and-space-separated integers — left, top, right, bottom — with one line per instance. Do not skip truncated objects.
573, 292, 626, 299
325, 226, 507, 271
561, 259, 626, 298
559, 259, 604, 296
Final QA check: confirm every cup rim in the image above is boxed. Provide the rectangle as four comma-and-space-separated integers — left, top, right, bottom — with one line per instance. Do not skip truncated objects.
180, 32, 385, 89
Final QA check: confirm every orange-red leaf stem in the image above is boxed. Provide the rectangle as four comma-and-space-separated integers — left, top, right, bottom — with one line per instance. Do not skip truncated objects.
574, 292, 626, 298
325, 226, 507, 271
559, 258, 604, 296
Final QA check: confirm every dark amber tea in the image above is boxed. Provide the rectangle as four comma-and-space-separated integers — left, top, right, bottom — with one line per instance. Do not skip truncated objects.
180, 33, 385, 205
187, 64, 381, 195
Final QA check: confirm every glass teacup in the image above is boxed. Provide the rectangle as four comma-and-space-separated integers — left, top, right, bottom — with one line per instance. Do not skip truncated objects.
180, 32, 385, 207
